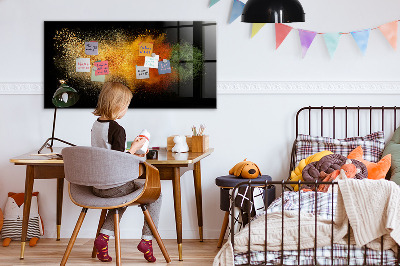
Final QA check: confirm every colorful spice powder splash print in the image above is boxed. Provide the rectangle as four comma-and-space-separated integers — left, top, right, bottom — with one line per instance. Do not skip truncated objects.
170, 42, 204, 81
53, 28, 203, 96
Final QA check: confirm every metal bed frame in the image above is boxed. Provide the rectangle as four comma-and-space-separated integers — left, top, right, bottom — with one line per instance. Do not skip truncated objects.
230, 106, 400, 266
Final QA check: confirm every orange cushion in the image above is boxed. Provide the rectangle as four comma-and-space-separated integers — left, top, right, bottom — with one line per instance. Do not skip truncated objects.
347, 146, 391, 180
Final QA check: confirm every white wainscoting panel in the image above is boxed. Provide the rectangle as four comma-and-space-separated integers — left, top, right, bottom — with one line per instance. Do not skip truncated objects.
1, 82, 400, 95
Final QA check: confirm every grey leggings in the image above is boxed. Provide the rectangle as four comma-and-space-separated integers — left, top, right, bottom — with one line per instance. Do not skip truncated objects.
92, 180, 162, 240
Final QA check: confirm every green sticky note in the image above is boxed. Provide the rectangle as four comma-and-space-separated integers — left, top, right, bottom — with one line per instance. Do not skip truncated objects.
91, 66, 105, 82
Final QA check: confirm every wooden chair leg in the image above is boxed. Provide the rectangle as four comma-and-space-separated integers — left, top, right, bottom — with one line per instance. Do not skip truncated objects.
141, 205, 171, 263
217, 211, 230, 248
60, 208, 88, 266
114, 210, 121, 266
91, 209, 108, 258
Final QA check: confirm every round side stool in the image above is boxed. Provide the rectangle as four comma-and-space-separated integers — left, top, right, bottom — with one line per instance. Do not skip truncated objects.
215, 175, 275, 248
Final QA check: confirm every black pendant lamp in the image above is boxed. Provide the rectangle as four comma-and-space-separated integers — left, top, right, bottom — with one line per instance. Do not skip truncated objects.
242, 0, 305, 23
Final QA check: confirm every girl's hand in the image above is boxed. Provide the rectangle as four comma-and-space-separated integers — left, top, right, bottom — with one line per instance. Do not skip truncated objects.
129, 137, 147, 154
134, 148, 149, 157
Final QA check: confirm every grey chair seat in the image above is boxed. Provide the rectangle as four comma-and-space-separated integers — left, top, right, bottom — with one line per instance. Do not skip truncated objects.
61, 146, 170, 265
69, 180, 145, 208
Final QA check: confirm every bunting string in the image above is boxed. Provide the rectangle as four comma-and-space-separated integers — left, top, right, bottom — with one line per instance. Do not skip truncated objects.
285, 20, 400, 35
209, 0, 399, 58
209, 0, 400, 58
272, 20, 398, 58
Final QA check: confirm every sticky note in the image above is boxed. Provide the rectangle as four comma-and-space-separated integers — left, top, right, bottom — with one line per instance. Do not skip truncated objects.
139, 42, 153, 56
76, 58, 90, 72
158, 60, 171, 74
136, 65, 150, 79
94, 60, 109, 76
144, 54, 159, 69
85, 41, 98, 55
91, 66, 105, 82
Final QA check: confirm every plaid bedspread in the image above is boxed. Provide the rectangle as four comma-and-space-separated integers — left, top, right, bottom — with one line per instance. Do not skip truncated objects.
234, 191, 397, 265
234, 244, 397, 265
266, 190, 336, 219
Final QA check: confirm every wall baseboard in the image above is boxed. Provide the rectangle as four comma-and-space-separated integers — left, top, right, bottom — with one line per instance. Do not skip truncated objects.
1, 81, 400, 95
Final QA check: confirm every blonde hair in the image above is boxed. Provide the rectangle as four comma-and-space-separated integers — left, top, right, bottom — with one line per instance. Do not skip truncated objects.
93, 82, 133, 120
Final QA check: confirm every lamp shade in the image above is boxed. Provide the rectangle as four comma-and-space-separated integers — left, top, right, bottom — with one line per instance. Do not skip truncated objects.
52, 84, 79, 108
241, 0, 305, 23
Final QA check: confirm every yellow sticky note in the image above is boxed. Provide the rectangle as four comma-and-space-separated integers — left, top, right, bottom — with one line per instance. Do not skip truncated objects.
139, 42, 153, 56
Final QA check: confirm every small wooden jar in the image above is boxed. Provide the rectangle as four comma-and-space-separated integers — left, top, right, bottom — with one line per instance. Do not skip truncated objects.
191, 135, 209, 153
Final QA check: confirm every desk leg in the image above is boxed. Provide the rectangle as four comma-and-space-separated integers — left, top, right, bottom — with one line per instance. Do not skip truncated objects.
193, 161, 203, 242
56, 178, 64, 241
20, 165, 35, 259
172, 167, 183, 261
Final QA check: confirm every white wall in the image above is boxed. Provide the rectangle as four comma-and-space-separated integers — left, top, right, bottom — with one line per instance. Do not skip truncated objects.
1, 0, 400, 239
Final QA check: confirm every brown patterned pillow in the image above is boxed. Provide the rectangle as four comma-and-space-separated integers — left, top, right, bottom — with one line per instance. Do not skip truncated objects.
295, 131, 385, 167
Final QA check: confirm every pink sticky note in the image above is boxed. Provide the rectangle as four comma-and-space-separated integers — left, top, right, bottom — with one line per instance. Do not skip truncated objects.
94, 61, 109, 76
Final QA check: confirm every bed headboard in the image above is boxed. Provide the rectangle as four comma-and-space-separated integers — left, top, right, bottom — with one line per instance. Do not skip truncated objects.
290, 106, 400, 179
295, 106, 400, 138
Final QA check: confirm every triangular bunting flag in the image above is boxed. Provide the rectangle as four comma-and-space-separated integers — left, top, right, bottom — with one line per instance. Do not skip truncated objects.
251, 23, 266, 38
351, 29, 370, 55
209, 0, 220, 7
323, 33, 341, 58
275, 23, 293, 49
378, 21, 398, 50
298, 29, 317, 58
229, 0, 245, 24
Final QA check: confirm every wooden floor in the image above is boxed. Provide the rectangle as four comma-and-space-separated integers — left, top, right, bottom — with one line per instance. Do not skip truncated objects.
0, 239, 221, 265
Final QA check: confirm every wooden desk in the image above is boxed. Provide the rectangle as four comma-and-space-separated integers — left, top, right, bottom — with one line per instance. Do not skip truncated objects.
10, 147, 213, 261
9, 148, 64, 259
146, 148, 213, 260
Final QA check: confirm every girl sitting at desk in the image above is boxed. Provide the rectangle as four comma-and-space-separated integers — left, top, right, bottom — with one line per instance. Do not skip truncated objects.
91, 82, 162, 263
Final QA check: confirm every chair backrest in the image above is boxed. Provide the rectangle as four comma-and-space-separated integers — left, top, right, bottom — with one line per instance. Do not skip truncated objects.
62, 146, 145, 188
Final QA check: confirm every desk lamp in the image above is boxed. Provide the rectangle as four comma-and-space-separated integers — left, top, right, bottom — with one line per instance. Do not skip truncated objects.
241, 0, 305, 23
38, 83, 79, 154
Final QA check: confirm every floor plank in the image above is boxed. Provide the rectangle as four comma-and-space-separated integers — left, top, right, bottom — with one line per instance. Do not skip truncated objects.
0, 239, 221, 265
